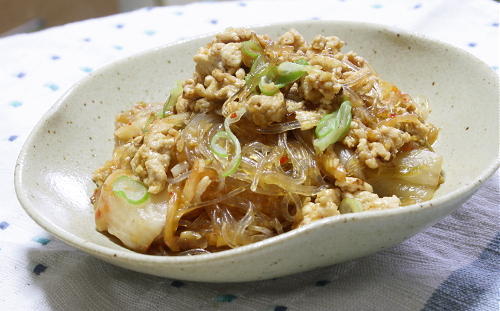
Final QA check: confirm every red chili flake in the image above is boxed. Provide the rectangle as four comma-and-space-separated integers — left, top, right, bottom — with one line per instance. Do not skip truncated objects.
389, 113, 397, 118
168, 192, 174, 196
230, 113, 237, 119
280, 155, 289, 165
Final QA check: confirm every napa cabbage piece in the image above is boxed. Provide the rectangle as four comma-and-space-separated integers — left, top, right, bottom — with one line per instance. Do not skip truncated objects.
94, 170, 168, 252
365, 148, 443, 205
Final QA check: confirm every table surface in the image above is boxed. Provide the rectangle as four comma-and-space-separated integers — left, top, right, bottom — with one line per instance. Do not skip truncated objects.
0, 0, 498, 310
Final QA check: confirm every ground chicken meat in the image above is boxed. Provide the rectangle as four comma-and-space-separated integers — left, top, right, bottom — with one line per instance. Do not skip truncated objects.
309, 54, 343, 72
285, 99, 305, 114
300, 188, 342, 226
93, 161, 117, 187
92, 136, 143, 186
344, 121, 412, 169
336, 177, 373, 193
344, 191, 400, 211
185, 70, 243, 103
308, 35, 344, 55
300, 70, 342, 106
193, 44, 224, 77
194, 42, 243, 75
246, 92, 287, 127
215, 27, 253, 43
278, 29, 308, 52
130, 129, 177, 194
95, 101, 184, 194
179, 32, 248, 114
221, 43, 243, 69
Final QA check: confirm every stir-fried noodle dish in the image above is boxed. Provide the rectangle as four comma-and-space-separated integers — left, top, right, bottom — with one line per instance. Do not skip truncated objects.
92, 28, 443, 255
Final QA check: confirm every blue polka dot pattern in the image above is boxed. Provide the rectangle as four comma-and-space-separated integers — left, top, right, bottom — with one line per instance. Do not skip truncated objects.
113, 45, 123, 50
315, 280, 330, 286
45, 83, 59, 91
414, 3, 422, 9
8, 135, 18, 142
144, 30, 156, 36
215, 294, 237, 302
0, 221, 9, 230
51, 55, 60, 60
170, 280, 185, 288
173, 11, 183, 16
468, 42, 477, 47
83, 37, 91, 42
16, 72, 26, 78
491, 22, 499, 27
115, 24, 124, 29
10, 100, 22, 107
80, 66, 93, 73
33, 264, 47, 275
210, 19, 218, 25
33, 236, 51, 245
372, 4, 383, 9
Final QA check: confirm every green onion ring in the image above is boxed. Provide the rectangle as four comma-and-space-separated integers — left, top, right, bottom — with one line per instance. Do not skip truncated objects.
210, 131, 231, 158
112, 176, 150, 205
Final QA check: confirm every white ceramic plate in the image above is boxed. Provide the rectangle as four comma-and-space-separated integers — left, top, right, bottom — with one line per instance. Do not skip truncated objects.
15, 21, 499, 282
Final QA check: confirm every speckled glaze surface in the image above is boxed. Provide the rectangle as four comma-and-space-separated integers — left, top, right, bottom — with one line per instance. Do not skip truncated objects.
15, 21, 499, 282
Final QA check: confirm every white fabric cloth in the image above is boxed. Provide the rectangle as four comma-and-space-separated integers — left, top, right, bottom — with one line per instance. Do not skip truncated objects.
0, 0, 498, 310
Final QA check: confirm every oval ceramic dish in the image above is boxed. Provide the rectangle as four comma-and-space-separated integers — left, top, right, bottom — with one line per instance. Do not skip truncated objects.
15, 21, 499, 282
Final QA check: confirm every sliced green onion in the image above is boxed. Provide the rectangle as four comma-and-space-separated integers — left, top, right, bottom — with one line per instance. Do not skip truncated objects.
313, 101, 352, 152
162, 81, 183, 117
277, 61, 308, 76
247, 59, 308, 96
112, 176, 150, 204
339, 198, 363, 214
210, 131, 231, 158
259, 76, 280, 96
143, 113, 156, 133
315, 112, 337, 138
245, 55, 264, 84
223, 152, 241, 177
221, 108, 245, 176
256, 61, 309, 96
275, 61, 308, 86
294, 59, 309, 65
241, 40, 263, 59
245, 55, 273, 92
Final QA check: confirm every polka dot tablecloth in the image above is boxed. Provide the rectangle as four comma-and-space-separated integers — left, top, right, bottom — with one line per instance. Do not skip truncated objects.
0, 0, 498, 310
